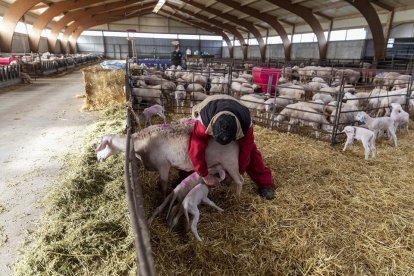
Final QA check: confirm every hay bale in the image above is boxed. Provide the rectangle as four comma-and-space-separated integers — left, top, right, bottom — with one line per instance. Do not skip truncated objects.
82, 66, 126, 111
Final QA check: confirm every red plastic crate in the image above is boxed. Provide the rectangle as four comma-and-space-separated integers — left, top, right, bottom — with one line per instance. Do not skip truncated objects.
0, 57, 18, 65
252, 67, 282, 95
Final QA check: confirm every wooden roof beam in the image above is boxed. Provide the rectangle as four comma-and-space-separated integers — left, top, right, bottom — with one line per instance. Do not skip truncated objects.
158, 9, 234, 58
371, 0, 394, 11
214, 0, 291, 60
47, 0, 151, 53
30, 0, 118, 52
264, 0, 328, 59
345, 0, 386, 60
68, 9, 152, 53
181, 0, 267, 61
0, 0, 43, 52
163, 2, 246, 58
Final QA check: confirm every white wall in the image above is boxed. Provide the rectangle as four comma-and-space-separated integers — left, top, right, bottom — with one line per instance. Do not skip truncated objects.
326, 40, 365, 59
390, 23, 414, 38
291, 43, 319, 59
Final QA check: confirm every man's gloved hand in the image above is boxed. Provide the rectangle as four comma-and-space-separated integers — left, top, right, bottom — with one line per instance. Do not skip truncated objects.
202, 174, 219, 187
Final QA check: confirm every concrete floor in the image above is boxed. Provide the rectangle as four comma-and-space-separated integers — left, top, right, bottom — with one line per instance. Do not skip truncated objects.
0, 71, 97, 275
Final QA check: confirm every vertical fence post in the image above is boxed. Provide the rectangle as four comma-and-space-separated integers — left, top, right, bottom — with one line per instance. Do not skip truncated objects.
331, 71, 346, 145
123, 41, 156, 276
405, 67, 414, 112
228, 65, 233, 96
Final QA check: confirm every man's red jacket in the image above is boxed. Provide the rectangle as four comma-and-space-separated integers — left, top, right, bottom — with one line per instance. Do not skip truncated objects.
188, 119, 255, 177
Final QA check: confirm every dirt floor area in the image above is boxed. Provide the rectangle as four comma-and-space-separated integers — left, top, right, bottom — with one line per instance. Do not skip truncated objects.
0, 70, 97, 275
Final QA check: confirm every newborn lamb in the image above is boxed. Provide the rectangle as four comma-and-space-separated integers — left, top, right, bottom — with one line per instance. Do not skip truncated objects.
342, 126, 376, 160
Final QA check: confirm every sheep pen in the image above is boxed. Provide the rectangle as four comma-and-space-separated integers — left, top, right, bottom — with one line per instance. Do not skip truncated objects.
13, 103, 414, 275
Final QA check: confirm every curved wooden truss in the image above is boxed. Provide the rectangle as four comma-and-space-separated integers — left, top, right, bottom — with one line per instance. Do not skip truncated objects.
0, 0, 393, 60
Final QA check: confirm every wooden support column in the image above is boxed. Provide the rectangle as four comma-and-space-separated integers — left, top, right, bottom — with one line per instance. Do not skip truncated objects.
383, 9, 395, 55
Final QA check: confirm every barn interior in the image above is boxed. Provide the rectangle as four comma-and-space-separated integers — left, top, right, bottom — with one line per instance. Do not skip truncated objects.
1, 0, 414, 275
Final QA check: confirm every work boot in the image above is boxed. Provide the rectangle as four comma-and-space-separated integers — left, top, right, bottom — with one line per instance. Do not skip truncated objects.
259, 187, 275, 200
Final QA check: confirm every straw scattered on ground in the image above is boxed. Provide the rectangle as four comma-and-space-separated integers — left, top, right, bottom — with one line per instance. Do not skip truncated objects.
81, 67, 126, 111
14, 104, 414, 275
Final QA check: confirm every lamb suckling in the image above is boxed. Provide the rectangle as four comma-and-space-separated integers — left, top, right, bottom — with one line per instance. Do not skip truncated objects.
355, 111, 398, 147
140, 104, 166, 127
147, 165, 225, 225
390, 103, 409, 133
171, 170, 226, 241
342, 126, 376, 160
96, 122, 244, 197
181, 183, 224, 241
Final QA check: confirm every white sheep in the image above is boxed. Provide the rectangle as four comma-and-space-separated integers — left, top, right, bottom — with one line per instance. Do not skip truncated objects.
312, 92, 333, 104
376, 88, 412, 116
239, 73, 253, 82
311, 77, 327, 84
274, 102, 331, 138
131, 87, 162, 105
240, 94, 266, 121
278, 84, 305, 100
96, 122, 244, 197
342, 126, 376, 160
325, 101, 359, 130
343, 92, 371, 109
191, 92, 208, 107
180, 182, 224, 241
209, 84, 224, 94
231, 81, 253, 96
148, 165, 225, 225
186, 83, 205, 93
174, 85, 186, 113
334, 69, 360, 86
169, 169, 226, 240
264, 95, 295, 113
140, 104, 166, 127
209, 76, 224, 94
390, 103, 409, 133
355, 111, 397, 147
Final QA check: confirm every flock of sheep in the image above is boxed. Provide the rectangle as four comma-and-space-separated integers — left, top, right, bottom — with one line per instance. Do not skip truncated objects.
129, 62, 413, 155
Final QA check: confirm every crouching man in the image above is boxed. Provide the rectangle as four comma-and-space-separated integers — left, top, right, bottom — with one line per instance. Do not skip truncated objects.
189, 94, 275, 200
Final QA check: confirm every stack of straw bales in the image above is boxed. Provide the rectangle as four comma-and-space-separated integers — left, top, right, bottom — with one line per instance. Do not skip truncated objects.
82, 66, 125, 111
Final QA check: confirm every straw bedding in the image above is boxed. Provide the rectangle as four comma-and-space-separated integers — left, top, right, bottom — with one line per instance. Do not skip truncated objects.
82, 67, 126, 111
14, 105, 414, 275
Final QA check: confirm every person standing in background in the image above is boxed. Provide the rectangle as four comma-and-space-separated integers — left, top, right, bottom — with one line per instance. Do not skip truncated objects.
171, 43, 183, 68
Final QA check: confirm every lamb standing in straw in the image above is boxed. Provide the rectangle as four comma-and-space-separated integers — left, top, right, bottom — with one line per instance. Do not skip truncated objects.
342, 126, 376, 160
355, 111, 398, 147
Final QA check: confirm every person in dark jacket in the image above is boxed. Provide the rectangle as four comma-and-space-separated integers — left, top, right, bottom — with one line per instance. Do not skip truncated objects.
188, 94, 275, 200
171, 44, 183, 67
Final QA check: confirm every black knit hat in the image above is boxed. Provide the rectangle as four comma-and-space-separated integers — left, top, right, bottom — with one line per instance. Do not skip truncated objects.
213, 114, 237, 145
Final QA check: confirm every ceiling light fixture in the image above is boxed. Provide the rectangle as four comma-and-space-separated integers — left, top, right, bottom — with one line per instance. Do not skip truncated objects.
153, 0, 166, 13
